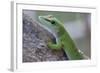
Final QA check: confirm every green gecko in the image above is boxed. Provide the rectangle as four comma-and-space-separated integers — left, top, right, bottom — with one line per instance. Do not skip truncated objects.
39, 15, 88, 60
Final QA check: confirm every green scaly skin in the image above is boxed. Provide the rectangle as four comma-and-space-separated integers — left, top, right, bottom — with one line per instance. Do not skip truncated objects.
39, 15, 88, 60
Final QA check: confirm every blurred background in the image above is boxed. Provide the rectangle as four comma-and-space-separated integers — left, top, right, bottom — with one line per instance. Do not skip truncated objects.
23, 10, 91, 58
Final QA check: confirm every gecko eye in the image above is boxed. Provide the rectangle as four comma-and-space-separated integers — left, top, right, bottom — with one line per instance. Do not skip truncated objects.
51, 21, 55, 24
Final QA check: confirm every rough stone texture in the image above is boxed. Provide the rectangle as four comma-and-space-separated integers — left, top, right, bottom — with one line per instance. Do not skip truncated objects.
23, 14, 68, 62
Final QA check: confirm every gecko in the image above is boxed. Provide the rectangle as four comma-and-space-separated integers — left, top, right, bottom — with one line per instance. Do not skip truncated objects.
39, 15, 88, 60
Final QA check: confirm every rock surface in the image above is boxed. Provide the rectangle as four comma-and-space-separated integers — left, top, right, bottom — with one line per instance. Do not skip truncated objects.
23, 14, 68, 62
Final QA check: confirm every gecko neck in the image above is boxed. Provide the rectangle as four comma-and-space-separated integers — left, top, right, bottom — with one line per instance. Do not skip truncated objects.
57, 24, 66, 37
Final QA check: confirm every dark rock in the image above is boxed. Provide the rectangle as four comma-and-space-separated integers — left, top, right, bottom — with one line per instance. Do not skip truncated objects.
23, 13, 68, 62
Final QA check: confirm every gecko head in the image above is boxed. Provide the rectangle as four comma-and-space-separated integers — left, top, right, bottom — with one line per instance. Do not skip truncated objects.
39, 15, 56, 24
39, 15, 62, 31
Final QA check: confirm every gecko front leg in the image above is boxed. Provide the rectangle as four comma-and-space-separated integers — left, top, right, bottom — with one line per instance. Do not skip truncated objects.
47, 40, 63, 50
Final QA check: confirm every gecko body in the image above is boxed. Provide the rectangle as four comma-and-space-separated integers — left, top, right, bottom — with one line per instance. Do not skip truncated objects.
39, 15, 88, 60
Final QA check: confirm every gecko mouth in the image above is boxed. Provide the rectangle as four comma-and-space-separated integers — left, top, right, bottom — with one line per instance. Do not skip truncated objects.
44, 18, 51, 22
39, 16, 52, 28
39, 16, 51, 23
